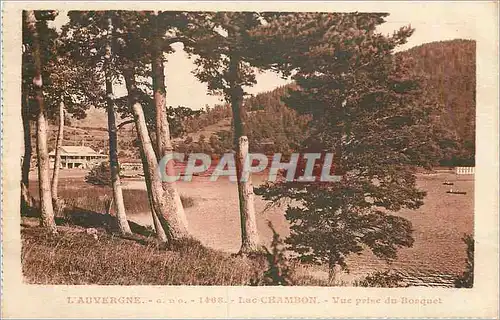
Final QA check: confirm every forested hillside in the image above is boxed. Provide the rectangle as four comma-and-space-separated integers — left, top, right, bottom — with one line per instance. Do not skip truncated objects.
175, 85, 310, 156
176, 39, 476, 164
42, 39, 475, 165
398, 39, 476, 165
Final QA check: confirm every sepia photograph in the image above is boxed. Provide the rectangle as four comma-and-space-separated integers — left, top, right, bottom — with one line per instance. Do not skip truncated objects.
1, 1, 498, 319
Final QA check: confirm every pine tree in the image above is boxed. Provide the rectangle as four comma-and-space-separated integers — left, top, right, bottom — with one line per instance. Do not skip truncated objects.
66, 11, 148, 236
103, 14, 132, 234
46, 55, 104, 212
65, 11, 192, 241
150, 11, 190, 239
256, 13, 444, 282
50, 99, 64, 213
186, 12, 265, 254
23, 10, 58, 233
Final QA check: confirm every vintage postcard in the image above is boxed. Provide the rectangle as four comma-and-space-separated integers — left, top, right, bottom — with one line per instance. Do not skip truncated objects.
1, 1, 498, 319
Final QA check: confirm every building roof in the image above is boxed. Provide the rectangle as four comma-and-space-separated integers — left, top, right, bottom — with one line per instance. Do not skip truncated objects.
49, 146, 106, 157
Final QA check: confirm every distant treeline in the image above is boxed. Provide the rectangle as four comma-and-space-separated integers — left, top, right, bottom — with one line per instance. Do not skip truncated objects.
39, 40, 475, 166
176, 40, 476, 166
399, 39, 476, 166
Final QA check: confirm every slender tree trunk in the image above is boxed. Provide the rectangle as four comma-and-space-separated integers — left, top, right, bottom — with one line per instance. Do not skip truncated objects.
21, 85, 33, 211
25, 10, 57, 233
124, 70, 187, 242
36, 106, 56, 231
139, 146, 167, 241
151, 11, 189, 237
228, 55, 260, 254
328, 261, 343, 285
106, 90, 132, 235
51, 99, 64, 201
236, 136, 259, 253
105, 16, 131, 235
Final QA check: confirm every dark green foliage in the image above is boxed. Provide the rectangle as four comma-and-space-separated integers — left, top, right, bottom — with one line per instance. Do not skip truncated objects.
65, 11, 152, 119
353, 270, 408, 288
85, 162, 112, 186
454, 234, 474, 288
33, 10, 58, 21
23, 11, 104, 121
183, 104, 232, 134
185, 13, 316, 157
256, 13, 440, 274
166, 106, 203, 138
173, 85, 310, 155
250, 222, 292, 286
185, 12, 263, 99
213, 130, 234, 153
245, 85, 311, 155
179, 39, 475, 163
398, 40, 475, 166
180, 195, 195, 209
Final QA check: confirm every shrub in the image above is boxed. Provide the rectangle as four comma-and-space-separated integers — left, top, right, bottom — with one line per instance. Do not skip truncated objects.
180, 195, 195, 208
85, 162, 111, 186
250, 222, 292, 286
354, 270, 408, 288
454, 234, 474, 288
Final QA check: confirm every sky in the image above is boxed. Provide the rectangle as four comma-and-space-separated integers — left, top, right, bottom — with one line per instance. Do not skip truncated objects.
50, 9, 477, 110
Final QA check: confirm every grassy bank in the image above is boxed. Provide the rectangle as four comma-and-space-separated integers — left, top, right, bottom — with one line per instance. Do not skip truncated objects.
21, 222, 327, 286
23, 178, 327, 286
22, 224, 260, 285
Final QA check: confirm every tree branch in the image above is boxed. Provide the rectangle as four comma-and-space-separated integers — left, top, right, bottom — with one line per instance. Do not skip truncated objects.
164, 35, 196, 46
117, 119, 135, 129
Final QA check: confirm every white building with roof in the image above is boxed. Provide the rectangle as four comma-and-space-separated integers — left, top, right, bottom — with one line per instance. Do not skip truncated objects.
49, 146, 107, 169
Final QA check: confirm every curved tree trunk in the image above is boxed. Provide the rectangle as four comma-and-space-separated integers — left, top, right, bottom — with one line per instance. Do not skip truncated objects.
105, 16, 131, 235
25, 10, 57, 233
124, 70, 187, 242
139, 147, 167, 241
151, 11, 189, 237
106, 93, 132, 235
51, 99, 64, 213
228, 55, 260, 254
